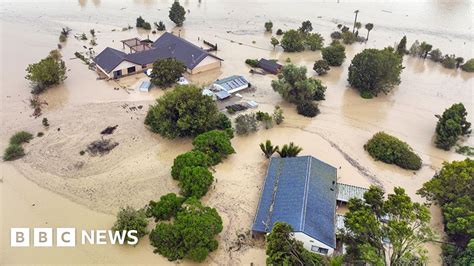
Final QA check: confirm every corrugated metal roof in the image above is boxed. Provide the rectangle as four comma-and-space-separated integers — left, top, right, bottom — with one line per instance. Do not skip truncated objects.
252, 156, 337, 248
214, 75, 249, 92
336, 183, 368, 203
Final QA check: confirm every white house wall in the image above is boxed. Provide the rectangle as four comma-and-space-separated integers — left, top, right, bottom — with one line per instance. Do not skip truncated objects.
292, 232, 334, 256
111, 60, 142, 74
191, 55, 221, 74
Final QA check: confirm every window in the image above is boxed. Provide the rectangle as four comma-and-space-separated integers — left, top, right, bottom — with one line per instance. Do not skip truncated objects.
127, 66, 136, 74
311, 245, 329, 255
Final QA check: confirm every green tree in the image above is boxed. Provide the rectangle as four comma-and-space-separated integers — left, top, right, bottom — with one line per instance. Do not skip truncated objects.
272, 105, 284, 125
281, 29, 305, 52
364, 132, 422, 170
192, 130, 235, 165
434, 103, 471, 150
112, 206, 148, 243
348, 48, 403, 97
342, 31, 356, 44
146, 193, 185, 221
396, 36, 407, 56
270, 37, 279, 48
169, 1, 186, 26
179, 166, 214, 198
276, 29, 283, 35
429, 48, 443, 62
171, 151, 209, 180
297, 100, 320, 117
155, 21, 166, 31
299, 20, 313, 33
313, 59, 330, 75
365, 23, 374, 41
3, 144, 25, 161
235, 113, 258, 135
145, 85, 227, 138
264, 21, 273, 32
136, 16, 146, 27
149, 197, 223, 262
344, 187, 433, 265
150, 58, 186, 87
266, 222, 326, 265
461, 58, 474, 72
455, 57, 464, 68
305, 33, 324, 51
321, 43, 346, 66
260, 140, 279, 159
419, 41, 432, 59
277, 142, 303, 157
442, 55, 457, 69
25, 54, 67, 94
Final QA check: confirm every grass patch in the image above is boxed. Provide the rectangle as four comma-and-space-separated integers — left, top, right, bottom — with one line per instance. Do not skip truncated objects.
3, 144, 25, 161
10, 131, 33, 145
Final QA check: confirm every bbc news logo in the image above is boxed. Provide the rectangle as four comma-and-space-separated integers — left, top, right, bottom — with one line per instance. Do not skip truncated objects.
11, 228, 138, 247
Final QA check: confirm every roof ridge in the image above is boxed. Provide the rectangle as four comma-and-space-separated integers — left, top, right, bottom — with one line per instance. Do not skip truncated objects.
300, 156, 311, 232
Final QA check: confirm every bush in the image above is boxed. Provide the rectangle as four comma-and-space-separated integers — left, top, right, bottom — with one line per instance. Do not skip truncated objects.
245, 59, 259, 67
10, 131, 33, 145
179, 166, 214, 198
276, 29, 283, 35
192, 130, 235, 165
313, 59, 330, 75
442, 55, 457, 69
305, 33, 324, 51
150, 58, 186, 87
297, 101, 319, 117
171, 151, 209, 180
321, 43, 346, 66
435, 103, 471, 150
149, 198, 222, 262
256, 111, 271, 121
25, 55, 67, 92
235, 113, 258, 135
112, 206, 148, 243
273, 106, 284, 125
155, 21, 166, 31
145, 85, 227, 138
342, 31, 356, 44
348, 48, 403, 97
461, 59, 474, 72
3, 144, 25, 161
142, 22, 151, 30
146, 193, 185, 221
330, 31, 342, 39
364, 132, 422, 170
281, 29, 305, 52
429, 49, 443, 62
264, 21, 273, 32
42, 117, 49, 127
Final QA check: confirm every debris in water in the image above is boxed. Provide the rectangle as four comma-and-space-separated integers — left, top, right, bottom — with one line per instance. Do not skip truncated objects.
86, 139, 119, 156
100, 125, 118, 135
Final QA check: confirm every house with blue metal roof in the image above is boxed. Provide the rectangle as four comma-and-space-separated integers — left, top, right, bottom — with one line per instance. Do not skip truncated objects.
93, 32, 223, 79
212, 75, 250, 94
252, 156, 338, 255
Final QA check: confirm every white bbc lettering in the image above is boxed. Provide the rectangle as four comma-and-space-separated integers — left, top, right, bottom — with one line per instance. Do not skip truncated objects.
126, 230, 138, 245
96, 230, 107, 245
81, 230, 95, 244
11, 228, 30, 247
57, 228, 76, 247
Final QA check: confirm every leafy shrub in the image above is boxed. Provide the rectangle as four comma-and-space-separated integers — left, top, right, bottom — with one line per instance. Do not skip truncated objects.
434, 103, 471, 150
264, 21, 273, 32
179, 166, 214, 198
171, 151, 209, 180
192, 130, 235, 165
273, 106, 284, 125
461, 59, 474, 72
150, 58, 186, 87
112, 206, 148, 243
297, 101, 319, 117
330, 31, 342, 39
313, 59, 330, 75
10, 131, 33, 145
245, 59, 259, 67
146, 193, 185, 221
364, 132, 422, 170
256, 111, 271, 121
281, 29, 305, 52
276, 29, 283, 35
3, 144, 25, 161
155, 21, 166, 31
277, 142, 303, 157
235, 113, 258, 135
442, 55, 456, 69
360, 90, 374, 99
321, 43, 346, 66
429, 49, 443, 62
25, 55, 67, 92
342, 31, 356, 44
305, 33, 324, 51
142, 22, 151, 30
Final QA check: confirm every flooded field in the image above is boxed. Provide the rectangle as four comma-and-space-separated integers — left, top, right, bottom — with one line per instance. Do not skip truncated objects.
1, 0, 473, 265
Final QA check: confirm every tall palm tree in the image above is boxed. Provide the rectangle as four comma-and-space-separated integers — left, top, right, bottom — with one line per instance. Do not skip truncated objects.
352, 10, 360, 34
260, 140, 278, 159
365, 23, 374, 41
277, 142, 303, 158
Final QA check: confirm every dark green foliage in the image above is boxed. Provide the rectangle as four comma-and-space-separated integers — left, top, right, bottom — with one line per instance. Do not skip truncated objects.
281, 29, 305, 52
364, 132, 422, 170
59, 27, 70, 42
418, 159, 474, 264
215, 113, 232, 131
419, 41, 432, 59
276, 29, 283, 35
344, 186, 433, 265
455, 57, 464, 68
270, 37, 279, 48
146, 193, 185, 222
192, 130, 235, 165
434, 103, 471, 150
25, 54, 67, 93
10, 131, 33, 145
169, 1, 186, 27
360, 90, 374, 99
154, 21, 166, 31
313, 59, 330, 75
266, 222, 327, 265
37, 132, 44, 137
3, 144, 25, 161
149, 197, 223, 262
455, 145, 474, 156
461, 59, 474, 72
277, 142, 303, 157
330, 31, 342, 39
442, 55, 457, 69
179, 166, 214, 198
256, 111, 270, 121
396, 36, 407, 56
348, 48, 403, 97
80, 33, 87, 40
365, 23, 374, 40
271, 64, 326, 105
145, 85, 225, 138
264, 21, 273, 32
342, 31, 356, 44
112, 206, 148, 243
321, 43, 346, 66
429, 48, 443, 62
272, 106, 284, 125
79, 150, 85, 156
171, 151, 209, 180
150, 58, 186, 87
136, 16, 146, 27
245, 58, 259, 67
305, 33, 324, 51
235, 113, 258, 135
90, 29, 95, 37
297, 100, 320, 117
142, 22, 151, 30
299, 20, 313, 33
260, 140, 278, 159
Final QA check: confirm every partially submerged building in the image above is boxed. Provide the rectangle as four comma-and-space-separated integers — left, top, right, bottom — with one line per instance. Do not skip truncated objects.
94, 32, 223, 79
252, 156, 338, 255
257, 58, 282, 74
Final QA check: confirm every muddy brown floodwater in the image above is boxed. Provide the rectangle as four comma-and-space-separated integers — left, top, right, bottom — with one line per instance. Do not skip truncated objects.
1, 0, 473, 265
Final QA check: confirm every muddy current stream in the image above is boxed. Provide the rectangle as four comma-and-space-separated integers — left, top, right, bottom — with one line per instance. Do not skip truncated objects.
0, 0, 473, 265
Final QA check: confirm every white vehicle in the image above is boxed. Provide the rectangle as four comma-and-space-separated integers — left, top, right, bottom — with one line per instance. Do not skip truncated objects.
145, 69, 154, 77
177, 77, 189, 85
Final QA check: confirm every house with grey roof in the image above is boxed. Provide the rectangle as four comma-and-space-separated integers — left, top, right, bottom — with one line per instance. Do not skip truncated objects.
93, 32, 223, 79
252, 156, 338, 255
212, 75, 250, 94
